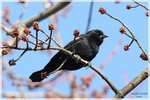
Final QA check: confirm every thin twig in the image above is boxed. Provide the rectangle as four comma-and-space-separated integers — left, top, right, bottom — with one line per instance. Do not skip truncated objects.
29, 33, 48, 45
51, 38, 62, 47
87, 63, 119, 94
106, 13, 134, 38
124, 33, 134, 40
128, 39, 134, 47
30, 30, 61, 47
40, 29, 62, 47
26, 41, 29, 49
47, 30, 53, 48
15, 37, 18, 48
105, 12, 149, 62
85, 1, 93, 32
28, 40, 36, 46
4, 1, 71, 51
1, 45, 119, 94
34, 30, 38, 50
39, 29, 49, 37
132, 0, 149, 11
15, 50, 27, 62
130, 5, 139, 9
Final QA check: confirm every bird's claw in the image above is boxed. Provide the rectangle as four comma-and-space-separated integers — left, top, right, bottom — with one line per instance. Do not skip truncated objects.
41, 71, 49, 79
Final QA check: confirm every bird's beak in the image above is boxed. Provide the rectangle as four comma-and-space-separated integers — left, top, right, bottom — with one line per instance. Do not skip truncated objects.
101, 35, 108, 38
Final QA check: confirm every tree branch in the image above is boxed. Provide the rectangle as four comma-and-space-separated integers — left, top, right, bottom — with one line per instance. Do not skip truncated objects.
5, 0, 71, 51
85, 1, 93, 32
1, 45, 119, 94
132, 0, 149, 11
105, 12, 149, 62
24, 0, 71, 27
114, 67, 149, 98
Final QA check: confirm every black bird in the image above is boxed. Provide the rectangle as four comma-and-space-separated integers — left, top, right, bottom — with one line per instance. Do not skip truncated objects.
29, 29, 108, 82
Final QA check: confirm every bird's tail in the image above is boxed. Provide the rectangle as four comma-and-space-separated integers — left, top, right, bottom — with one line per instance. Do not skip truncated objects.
29, 66, 62, 82
29, 69, 48, 82
29, 59, 65, 82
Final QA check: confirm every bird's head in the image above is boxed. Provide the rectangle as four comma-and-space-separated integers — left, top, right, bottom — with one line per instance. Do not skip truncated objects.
87, 29, 108, 46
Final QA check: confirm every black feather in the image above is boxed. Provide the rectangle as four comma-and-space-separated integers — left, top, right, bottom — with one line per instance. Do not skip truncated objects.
29, 29, 108, 82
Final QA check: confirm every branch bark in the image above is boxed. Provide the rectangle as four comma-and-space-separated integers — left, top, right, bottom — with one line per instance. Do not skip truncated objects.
2, 45, 119, 94
132, 0, 149, 11
114, 67, 149, 98
6, 0, 71, 50
105, 12, 149, 62
24, 0, 71, 27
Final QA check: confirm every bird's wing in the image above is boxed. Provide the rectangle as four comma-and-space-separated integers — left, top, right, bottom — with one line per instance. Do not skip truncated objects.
64, 36, 94, 60
50, 36, 93, 65
64, 36, 83, 49
43, 35, 95, 71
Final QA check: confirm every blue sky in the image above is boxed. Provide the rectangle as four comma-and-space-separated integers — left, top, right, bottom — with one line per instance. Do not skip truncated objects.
1, 1, 148, 98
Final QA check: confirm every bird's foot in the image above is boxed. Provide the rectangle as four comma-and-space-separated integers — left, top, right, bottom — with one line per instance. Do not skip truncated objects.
71, 52, 76, 56
41, 71, 49, 79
